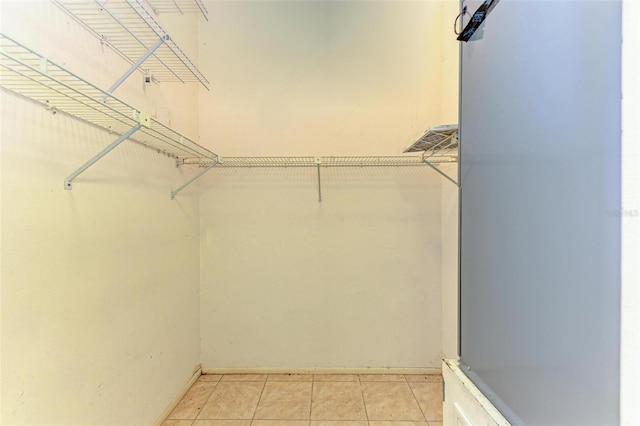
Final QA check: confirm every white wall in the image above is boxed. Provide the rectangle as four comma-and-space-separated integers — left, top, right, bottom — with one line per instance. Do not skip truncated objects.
440, 164, 459, 359
197, 1, 452, 156
621, 1, 640, 424
0, 2, 202, 424
199, 166, 443, 369
1, 1, 463, 421
439, 0, 461, 126
196, 0, 458, 369
438, 0, 461, 360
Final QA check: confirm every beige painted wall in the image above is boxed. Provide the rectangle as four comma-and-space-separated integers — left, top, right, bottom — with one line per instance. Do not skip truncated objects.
440, 164, 459, 359
439, 1, 460, 360
197, 1, 452, 155
0, 2, 202, 424
1, 0, 461, 420
196, 1, 459, 369
439, 1, 460, 126
199, 166, 443, 368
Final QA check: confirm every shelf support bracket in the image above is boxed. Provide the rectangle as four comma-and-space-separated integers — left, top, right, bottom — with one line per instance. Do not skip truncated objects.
64, 123, 142, 190
104, 35, 170, 98
421, 153, 460, 187
315, 157, 322, 202
171, 161, 218, 200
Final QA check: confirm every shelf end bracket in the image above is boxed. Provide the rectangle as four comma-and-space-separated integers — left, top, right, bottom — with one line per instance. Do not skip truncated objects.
64, 123, 142, 190
103, 35, 170, 99
315, 157, 322, 202
171, 160, 218, 200
421, 153, 460, 187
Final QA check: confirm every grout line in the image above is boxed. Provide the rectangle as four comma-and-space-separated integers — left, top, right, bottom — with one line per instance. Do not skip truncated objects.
250, 375, 269, 423
193, 376, 220, 420
309, 374, 315, 422
358, 374, 370, 424
407, 380, 428, 423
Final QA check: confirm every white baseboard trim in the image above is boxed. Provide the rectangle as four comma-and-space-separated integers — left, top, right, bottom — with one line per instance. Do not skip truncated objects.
443, 359, 511, 425
201, 367, 441, 375
154, 364, 202, 426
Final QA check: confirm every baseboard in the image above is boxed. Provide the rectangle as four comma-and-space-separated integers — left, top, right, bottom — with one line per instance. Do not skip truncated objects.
154, 364, 202, 426
201, 366, 441, 375
442, 359, 511, 425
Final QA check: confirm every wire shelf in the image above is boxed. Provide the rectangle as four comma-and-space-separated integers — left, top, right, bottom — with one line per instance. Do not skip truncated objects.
53, 0, 209, 89
404, 124, 458, 161
402, 124, 459, 186
145, 0, 208, 20
212, 155, 452, 168
0, 33, 217, 164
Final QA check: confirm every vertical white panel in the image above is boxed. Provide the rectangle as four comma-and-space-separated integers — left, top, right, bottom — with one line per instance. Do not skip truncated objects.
620, 1, 640, 424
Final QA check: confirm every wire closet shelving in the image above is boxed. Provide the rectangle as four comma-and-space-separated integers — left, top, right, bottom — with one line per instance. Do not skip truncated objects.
0, 30, 458, 200
0, 33, 217, 191
53, 0, 209, 92
145, 0, 208, 20
404, 124, 459, 186
210, 155, 453, 168
2, 0, 460, 200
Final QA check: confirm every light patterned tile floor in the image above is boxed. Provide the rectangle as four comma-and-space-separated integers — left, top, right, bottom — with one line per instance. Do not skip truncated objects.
163, 374, 443, 426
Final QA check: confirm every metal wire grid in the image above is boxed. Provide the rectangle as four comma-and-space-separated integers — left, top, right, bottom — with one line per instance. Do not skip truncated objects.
421, 133, 458, 162
53, 0, 209, 88
145, 0, 208, 20
404, 124, 459, 160
216, 156, 316, 167
0, 33, 217, 162
321, 156, 439, 166
213, 155, 450, 168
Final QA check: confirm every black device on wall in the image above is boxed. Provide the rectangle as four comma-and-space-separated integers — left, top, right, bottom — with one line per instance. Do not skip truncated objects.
457, 0, 500, 42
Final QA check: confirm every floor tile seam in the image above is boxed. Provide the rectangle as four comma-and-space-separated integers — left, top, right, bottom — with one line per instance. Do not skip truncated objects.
406, 381, 429, 422
257, 381, 314, 421
309, 376, 315, 420
363, 380, 427, 422
192, 418, 268, 424
193, 379, 221, 420
251, 379, 269, 423
358, 374, 370, 423
250, 417, 311, 422
409, 381, 445, 422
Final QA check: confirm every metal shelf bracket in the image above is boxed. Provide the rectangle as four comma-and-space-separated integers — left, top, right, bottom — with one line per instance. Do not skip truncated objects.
171, 160, 218, 200
64, 122, 143, 190
1, 33, 218, 194
53, 0, 210, 90
405, 125, 459, 187
105, 34, 170, 97
315, 156, 322, 202
421, 152, 459, 187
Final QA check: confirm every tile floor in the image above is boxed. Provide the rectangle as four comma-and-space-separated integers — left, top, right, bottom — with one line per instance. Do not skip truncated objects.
163, 374, 443, 426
